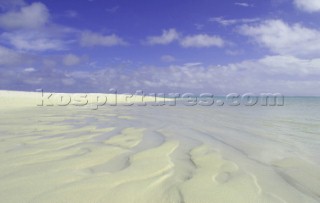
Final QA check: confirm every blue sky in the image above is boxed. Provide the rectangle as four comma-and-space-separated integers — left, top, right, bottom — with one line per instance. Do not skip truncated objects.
0, 0, 320, 95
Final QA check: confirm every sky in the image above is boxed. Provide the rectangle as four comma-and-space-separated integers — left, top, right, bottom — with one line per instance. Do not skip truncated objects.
0, 0, 320, 95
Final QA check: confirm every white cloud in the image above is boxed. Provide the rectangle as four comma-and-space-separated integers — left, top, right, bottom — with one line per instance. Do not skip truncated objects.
180, 34, 224, 48
161, 55, 175, 62
183, 62, 203, 67
235, 2, 253, 7
209, 17, 260, 26
80, 31, 127, 47
294, 0, 320, 13
2, 54, 320, 95
24, 67, 36, 72
0, 0, 26, 9
63, 54, 81, 66
239, 19, 320, 56
0, 45, 22, 65
144, 55, 319, 94
145, 29, 224, 48
230, 55, 320, 76
0, 2, 76, 52
0, 2, 49, 29
2, 0, 25, 5
146, 29, 180, 45
1, 32, 65, 51
70, 55, 319, 95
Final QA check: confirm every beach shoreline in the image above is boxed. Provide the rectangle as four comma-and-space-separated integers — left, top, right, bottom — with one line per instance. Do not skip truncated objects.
0, 91, 319, 202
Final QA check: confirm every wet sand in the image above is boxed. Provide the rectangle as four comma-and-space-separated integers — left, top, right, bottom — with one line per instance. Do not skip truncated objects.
0, 91, 319, 203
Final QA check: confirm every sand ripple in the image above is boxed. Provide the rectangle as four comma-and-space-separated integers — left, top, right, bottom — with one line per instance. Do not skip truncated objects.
0, 96, 320, 202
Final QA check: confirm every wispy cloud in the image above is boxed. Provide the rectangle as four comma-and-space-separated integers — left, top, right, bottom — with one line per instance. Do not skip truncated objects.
0, 1, 84, 55
293, 0, 320, 13
0, 2, 49, 30
0, 45, 23, 65
3, 55, 320, 95
63, 54, 81, 66
239, 19, 320, 57
234, 2, 253, 7
80, 31, 127, 47
1, 31, 66, 51
180, 34, 224, 48
145, 29, 224, 48
161, 55, 176, 62
209, 17, 260, 26
0, 0, 318, 96
23, 67, 36, 72
145, 29, 180, 45
0, 0, 26, 10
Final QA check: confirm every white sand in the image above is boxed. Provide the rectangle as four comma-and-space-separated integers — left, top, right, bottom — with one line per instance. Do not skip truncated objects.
0, 91, 319, 202
0, 90, 168, 110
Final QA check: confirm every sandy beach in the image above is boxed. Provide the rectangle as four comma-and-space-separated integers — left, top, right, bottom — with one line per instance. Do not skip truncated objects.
1, 0, 320, 202
0, 91, 319, 203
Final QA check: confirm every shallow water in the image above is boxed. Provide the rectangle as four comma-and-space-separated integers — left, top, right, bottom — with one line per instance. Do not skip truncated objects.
0, 98, 319, 202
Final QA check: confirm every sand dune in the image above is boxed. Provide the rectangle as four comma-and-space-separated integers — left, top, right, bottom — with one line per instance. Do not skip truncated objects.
0, 91, 319, 202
